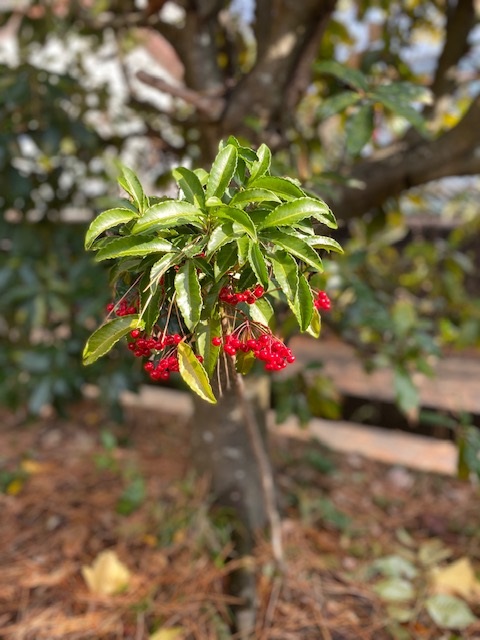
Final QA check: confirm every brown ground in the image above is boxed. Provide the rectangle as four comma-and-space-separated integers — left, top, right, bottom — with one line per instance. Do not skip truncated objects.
1, 400, 480, 640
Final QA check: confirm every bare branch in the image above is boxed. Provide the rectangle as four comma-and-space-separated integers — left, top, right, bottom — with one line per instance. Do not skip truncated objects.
136, 70, 225, 119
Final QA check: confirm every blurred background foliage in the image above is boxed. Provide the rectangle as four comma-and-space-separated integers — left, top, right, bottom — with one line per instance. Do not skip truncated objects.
1, 0, 479, 427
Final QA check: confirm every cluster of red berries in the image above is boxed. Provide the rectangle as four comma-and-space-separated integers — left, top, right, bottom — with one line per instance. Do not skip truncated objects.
314, 290, 331, 311
126, 329, 203, 382
219, 284, 265, 306
212, 330, 295, 371
106, 300, 138, 316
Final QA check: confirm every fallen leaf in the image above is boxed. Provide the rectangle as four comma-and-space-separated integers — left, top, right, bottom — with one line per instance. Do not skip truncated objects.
430, 557, 480, 600
425, 594, 477, 629
149, 627, 185, 640
373, 578, 415, 602
82, 550, 131, 595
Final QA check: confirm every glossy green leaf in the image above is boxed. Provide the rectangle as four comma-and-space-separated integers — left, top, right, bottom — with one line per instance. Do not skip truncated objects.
249, 143, 271, 182
214, 242, 238, 278
248, 241, 269, 288
174, 261, 201, 331
425, 595, 477, 630
230, 188, 281, 207
131, 201, 205, 234
236, 235, 249, 266
83, 315, 140, 365
259, 197, 333, 230
214, 205, 257, 240
291, 273, 314, 331
206, 223, 237, 255
140, 281, 164, 334
172, 167, 206, 209
118, 166, 148, 213
305, 235, 343, 252
196, 314, 222, 377
317, 91, 361, 119
95, 236, 173, 262
315, 60, 369, 92
270, 251, 298, 303
236, 349, 256, 375
306, 308, 321, 338
149, 252, 178, 289
194, 167, 209, 185
249, 176, 305, 201
206, 144, 238, 199
249, 296, 274, 327
85, 208, 137, 250
346, 104, 374, 155
177, 342, 216, 404
262, 229, 324, 272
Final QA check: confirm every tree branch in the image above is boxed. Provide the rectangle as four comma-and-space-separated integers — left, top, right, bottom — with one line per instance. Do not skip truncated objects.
430, 0, 476, 100
136, 70, 225, 118
330, 96, 480, 221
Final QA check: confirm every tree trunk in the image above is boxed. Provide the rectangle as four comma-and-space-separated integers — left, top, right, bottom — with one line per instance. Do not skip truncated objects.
190, 359, 274, 635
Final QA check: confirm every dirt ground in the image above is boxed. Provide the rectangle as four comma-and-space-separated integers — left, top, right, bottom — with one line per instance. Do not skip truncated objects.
1, 399, 480, 640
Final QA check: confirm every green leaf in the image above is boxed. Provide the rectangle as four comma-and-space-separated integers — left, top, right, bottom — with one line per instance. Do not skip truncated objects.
248, 241, 269, 288
259, 197, 334, 230
236, 349, 256, 375
236, 235, 249, 266
172, 167, 206, 209
374, 81, 432, 104
371, 556, 418, 580
177, 342, 216, 404
118, 166, 148, 213
196, 314, 222, 378
194, 167, 209, 185
94, 236, 173, 261
315, 60, 369, 92
83, 316, 140, 365
140, 283, 164, 335
149, 252, 178, 289
271, 251, 298, 303
230, 188, 281, 207
317, 90, 361, 119
248, 296, 274, 327
373, 86, 429, 133
346, 104, 374, 155
214, 242, 239, 278
174, 261, 201, 331
262, 229, 324, 272
291, 273, 314, 332
213, 205, 257, 240
249, 143, 271, 182
306, 308, 321, 338
425, 595, 477, 630
85, 208, 137, 250
206, 223, 237, 255
305, 235, 343, 252
131, 201, 205, 234
206, 144, 238, 199
249, 176, 305, 201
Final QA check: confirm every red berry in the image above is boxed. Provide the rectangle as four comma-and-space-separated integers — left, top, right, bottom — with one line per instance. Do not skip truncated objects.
130, 329, 141, 339
173, 334, 182, 344
253, 285, 264, 298
211, 336, 222, 346
106, 302, 115, 312
196, 355, 204, 363
144, 361, 154, 372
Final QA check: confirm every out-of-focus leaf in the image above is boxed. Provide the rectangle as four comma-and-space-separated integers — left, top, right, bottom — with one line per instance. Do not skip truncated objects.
425, 594, 477, 629
82, 550, 131, 595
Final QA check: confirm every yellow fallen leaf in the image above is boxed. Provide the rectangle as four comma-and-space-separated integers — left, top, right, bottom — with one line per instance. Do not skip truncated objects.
6, 478, 24, 496
430, 557, 480, 600
82, 550, 131, 595
149, 627, 185, 640
21, 460, 49, 474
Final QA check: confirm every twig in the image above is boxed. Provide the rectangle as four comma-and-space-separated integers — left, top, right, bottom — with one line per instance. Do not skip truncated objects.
234, 373, 284, 567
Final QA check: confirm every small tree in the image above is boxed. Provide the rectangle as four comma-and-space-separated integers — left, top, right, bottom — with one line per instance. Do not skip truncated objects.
83, 137, 341, 564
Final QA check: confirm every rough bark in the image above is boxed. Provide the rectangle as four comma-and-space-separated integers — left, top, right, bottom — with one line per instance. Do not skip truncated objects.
329, 96, 480, 223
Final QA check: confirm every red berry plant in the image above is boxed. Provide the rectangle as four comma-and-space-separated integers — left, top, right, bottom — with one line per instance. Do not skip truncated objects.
83, 138, 341, 403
